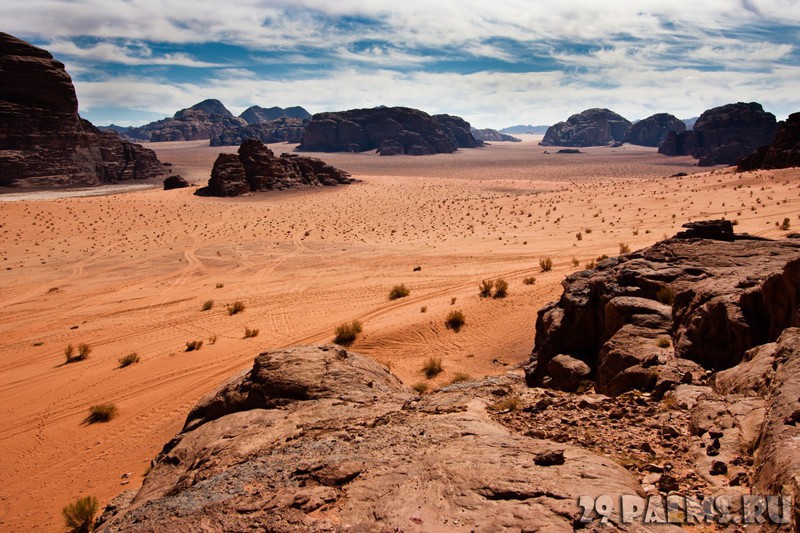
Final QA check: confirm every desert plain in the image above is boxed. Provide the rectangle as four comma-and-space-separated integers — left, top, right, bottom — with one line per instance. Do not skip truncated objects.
0, 136, 798, 531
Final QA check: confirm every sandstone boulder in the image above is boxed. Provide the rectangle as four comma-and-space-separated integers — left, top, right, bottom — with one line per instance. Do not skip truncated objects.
624, 113, 686, 147
539, 108, 631, 147
737, 111, 800, 171
163, 175, 189, 190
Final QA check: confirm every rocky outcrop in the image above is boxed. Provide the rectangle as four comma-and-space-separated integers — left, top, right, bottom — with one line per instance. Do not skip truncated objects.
98, 345, 666, 532
659, 102, 777, 166
210, 118, 306, 147
738, 112, 800, 171
163, 175, 189, 190
129, 100, 247, 143
0, 32, 166, 188
205, 139, 354, 197
624, 113, 686, 147
240, 105, 311, 123
470, 128, 522, 142
539, 108, 631, 147
298, 106, 482, 155
526, 222, 800, 397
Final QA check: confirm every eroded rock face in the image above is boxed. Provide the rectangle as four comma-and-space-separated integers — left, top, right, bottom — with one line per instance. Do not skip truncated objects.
298, 106, 482, 155
738, 112, 800, 171
539, 108, 631, 147
206, 139, 354, 196
240, 105, 311, 123
526, 223, 800, 397
210, 117, 306, 146
625, 113, 686, 147
98, 346, 665, 532
470, 127, 522, 142
659, 102, 777, 166
0, 33, 166, 188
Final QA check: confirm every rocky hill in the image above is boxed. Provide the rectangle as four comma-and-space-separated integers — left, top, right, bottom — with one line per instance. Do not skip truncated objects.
471, 127, 522, 142
210, 117, 306, 147
738, 112, 800, 171
624, 113, 686, 147
298, 106, 482, 155
539, 108, 631, 147
240, 105, 311, 123
500, 124, 550, 134
205, 139, 355, 196
0, 32, 166, 188
659, 102, 777, 166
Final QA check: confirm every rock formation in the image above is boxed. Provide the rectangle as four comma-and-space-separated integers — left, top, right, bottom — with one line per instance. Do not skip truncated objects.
624, 113, 686, 147
659, 102, 777, 166
526, 220, 800, 397
206, 139, 354, 196
0, 33, 166, 188
98, 346, 666, 532
162, 175, 189, 190
737, 112, 800, 171
240, 105, 311, 123
470, 128, 522, 142
298, 106, 482, 155
539, 108, 631, 147
210, 118, 306, 147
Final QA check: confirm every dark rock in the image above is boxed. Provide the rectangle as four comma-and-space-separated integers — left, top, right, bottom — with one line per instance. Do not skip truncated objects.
163, 175, 189, 190
240, 105, 311, 124
737, 112, 800, 171
526, 225, 800, 395
210, 118, 306, 146
659, 102, 777, 166
0, 32, 166, 188
544, 354, 591, 392
539, 108, 631, 147
625, 113, 686, 147
533, 449, 565, 466
205, 139, 354, 197
675, 219, 734, 241
557, 149, 582, 154
298, 106, 482, 155
470, 127, 522, 142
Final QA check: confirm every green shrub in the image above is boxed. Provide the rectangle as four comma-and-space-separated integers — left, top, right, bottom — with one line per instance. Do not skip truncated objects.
493, 279, 508, 298
62, 495, 99, 533
185, 340, 203, 351
86, 403, 117, 424
243, 327, 260, 339
422, 357, 443, 378
333, 320, 363, 346
388, 284, 410, 300
445, 310, 465, 332
118, 352, 139, 368
201, 299, 214, 311
227, 301, 245, 315
539, 257, 553, 272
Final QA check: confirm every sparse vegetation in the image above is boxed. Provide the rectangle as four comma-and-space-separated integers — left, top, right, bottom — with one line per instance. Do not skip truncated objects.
522, 276, 536, 285
201, 299, 214, 311
422, 357, 443, 378
118, 352, 139, 368
657, 337, 671, 348
333, 320, 363, 346
780, 217, 791, 231
62, 495, 99, 533
412, 382, 429, 394
585, 259, 596, 269
33, 341, 44, 347
243, 327, 260, 339
539, 257, 553, 272
493, 278, 508, 298
388, 284, 410, 300
227, 301, 245, 315
619, 243, 631, 254
572, 257, 580, 267
449, 372, 471, 385
445, 310, 466, 332
215, 282, 224, 289
576, 232, 582, 241
420, 306, 427, 313
450, 297, 457, 305
185, 340, 203, 351
65, 343, 91, 364
479, 279, 494, 298
489, 396, 521, 412
86, 403, 117, 424
656, 286, 676, 306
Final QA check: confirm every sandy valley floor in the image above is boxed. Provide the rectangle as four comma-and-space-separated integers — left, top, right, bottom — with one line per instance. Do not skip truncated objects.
1, 136, 798, 531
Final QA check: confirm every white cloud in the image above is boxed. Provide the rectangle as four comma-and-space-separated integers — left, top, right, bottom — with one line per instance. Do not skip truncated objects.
45, 40, 226, 67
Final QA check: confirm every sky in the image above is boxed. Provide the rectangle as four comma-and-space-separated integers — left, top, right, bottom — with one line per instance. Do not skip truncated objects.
7, 0, 800, 129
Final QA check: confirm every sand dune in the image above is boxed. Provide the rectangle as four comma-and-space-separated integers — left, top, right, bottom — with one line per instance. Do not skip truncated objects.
1, 136, 798, 531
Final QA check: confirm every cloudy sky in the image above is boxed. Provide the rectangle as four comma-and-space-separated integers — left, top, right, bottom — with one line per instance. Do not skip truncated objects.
8, 0, 800, 128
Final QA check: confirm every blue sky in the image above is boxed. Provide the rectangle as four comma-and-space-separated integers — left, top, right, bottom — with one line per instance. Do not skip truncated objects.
7, 0, 800, 128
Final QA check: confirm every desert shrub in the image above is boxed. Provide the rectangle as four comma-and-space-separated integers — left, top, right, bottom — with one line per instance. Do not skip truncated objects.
449, 372, 471, 385
572, 257, 580, 267
333, 320, 363, 346
422, 357, 443, 378
479, 279, 493, 298
215, 282, 224, 288
62, 495, 99, 533
493, 278, 508, 298
185, 340, 203, 351
86, 403, 117, 424
243, 327, 260, 339
420, 306, 427, 313
118, 352, 139, 368
445, 310, 466, 332
619, 243, 631, 254
413, 266, 422, 272
596, 254, 609, 262
539, 257, 553, 272
450, 297, 457, 305
780, 217, 791, 231
489, 396, 521, 412
585, 259, 596, 270
412, 382, 429, 394
227, 301, 245, 315
65, 343, 91, 364
208, 334, 217, 345
656, 286, 676, 306
657, 337, 671, 348
522, 276, 536, 285
201, 299, 214, 311
576, 232, 582, 241
388, 284, 410, 300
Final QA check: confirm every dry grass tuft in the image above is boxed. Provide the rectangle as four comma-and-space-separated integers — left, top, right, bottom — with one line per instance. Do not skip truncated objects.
333, 320, 363, 346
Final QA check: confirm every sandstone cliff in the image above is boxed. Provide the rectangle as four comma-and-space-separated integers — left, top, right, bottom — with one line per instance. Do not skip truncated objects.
540, 108, 631, 147
624, 113, 686, 147
737, 112, 800, 171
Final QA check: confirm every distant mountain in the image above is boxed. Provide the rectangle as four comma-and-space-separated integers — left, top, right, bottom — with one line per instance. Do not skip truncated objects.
471, 128, 522, 142
240, 105, 311, 124
683, 117, 699, 130
499, 124, 550, 134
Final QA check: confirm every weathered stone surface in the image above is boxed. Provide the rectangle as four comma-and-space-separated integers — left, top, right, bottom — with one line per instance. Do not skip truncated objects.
470, 127, 522, 142
298, 106, 482, 155
210, 117, 306, 146
239, 105, 311, 124
205, 139, 354, 196
0, 33, 166, 188
544, 354, 592, 392
659, 102, 777, 166
99, 346, 668, 532
163, 175, 189, 190
738, 111, 800, 171
539, 108, 631, 147
624, 113, 686, 147
526, 226, 800, 396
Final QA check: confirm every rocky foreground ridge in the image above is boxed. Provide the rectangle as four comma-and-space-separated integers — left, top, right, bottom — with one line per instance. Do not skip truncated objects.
100, 222, 800, 531
0, 33, 166, 188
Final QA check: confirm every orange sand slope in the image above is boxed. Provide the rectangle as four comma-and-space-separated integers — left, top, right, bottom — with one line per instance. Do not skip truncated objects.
1, 137, 798, 532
